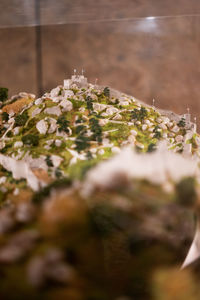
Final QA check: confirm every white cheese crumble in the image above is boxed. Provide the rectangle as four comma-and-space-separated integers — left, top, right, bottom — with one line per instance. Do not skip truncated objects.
119, 100, 129, 106
8, 117, 15, 124
113, 114, 122, 120
36, 120, 48, 135
0, 154, 40, 191
87, 148, 95, 155
106, 107, 119, 115
142, 124, 147, 131
171, 125, 179, 133
64, 89, 74, 98
99, 119, 108, 126
175, 135, 183, 143
98, 149, 105, 155
14, 141, 23, 148
13, 127, 20, 136
83, 142, 198, 195
44, 107, 61, 116
32, 107, 42, 117
144, 119, 151, 125
112, 146, 121, 154
59, 99, 73, 111
0, 177, 6, 184
93, 103, 107, 112
13, 188, 19, 196
184, 131, 194, 141
51, 155, 63, 168
35, 98, 43, 105
55, 139, 62, 147
136, 121, 141, 125
135, 142, 144, 149
68, 149, 86, 165
128, 135, 136, 143
47, 118, 57, 134
130, 129, 137, 136
50, 86, 60, 98
159, 123, 167, 130
79, 107, 85, 113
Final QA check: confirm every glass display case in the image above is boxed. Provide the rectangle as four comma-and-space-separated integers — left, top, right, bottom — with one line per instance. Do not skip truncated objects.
1, 2, 200, 299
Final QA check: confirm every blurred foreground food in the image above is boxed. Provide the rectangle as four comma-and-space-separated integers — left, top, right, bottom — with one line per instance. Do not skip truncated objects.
0, 76, 200, 299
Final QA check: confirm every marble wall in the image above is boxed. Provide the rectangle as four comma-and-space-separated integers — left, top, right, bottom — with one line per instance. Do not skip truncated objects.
0, 1, 200, 125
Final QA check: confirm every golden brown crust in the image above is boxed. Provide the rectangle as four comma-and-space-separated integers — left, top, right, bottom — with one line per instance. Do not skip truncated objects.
32, 168, 52, 184
2, 96, 33, 114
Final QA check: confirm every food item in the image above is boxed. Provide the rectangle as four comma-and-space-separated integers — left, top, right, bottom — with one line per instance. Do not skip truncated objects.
0, 75, 199, 299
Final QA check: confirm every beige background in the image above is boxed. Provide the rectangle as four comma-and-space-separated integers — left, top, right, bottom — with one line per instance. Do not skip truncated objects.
0, 1, 200, 126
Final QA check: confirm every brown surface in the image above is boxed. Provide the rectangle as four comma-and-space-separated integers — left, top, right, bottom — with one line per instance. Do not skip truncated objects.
0, 27, 37, 97
0, 1, 200, 126
2, 96, 34, 114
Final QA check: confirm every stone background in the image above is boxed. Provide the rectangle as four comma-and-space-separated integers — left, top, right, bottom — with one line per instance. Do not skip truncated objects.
0, 1, 200, 125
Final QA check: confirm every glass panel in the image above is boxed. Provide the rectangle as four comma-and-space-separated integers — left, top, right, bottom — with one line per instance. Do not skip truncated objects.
40, 0, 200, 25
0, 0, 200, 27
0, 1, 200, 126
0, 0, 36, 28
42, 16, 200, 127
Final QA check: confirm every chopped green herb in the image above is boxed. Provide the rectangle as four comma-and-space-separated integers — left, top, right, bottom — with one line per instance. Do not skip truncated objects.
86, 151, 93, 160
178, 117, 186, 127
15, 111, 29, 126
55, 168, 62, 178
2, 112, 9, 122
32, 178, 71, 204
75, 135, 90, 152
22, 134, 39, 146
45, 155, 53, 167
131, 106, 148, 121
0, 87, 8, 102
89, 118, 102, 143
176, 177, 196, 206
57, 116, 70, 133
103, 87, 110, 98
147, 143, 156, 152
86, 96, 93, 111
75, 125, 87, 135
